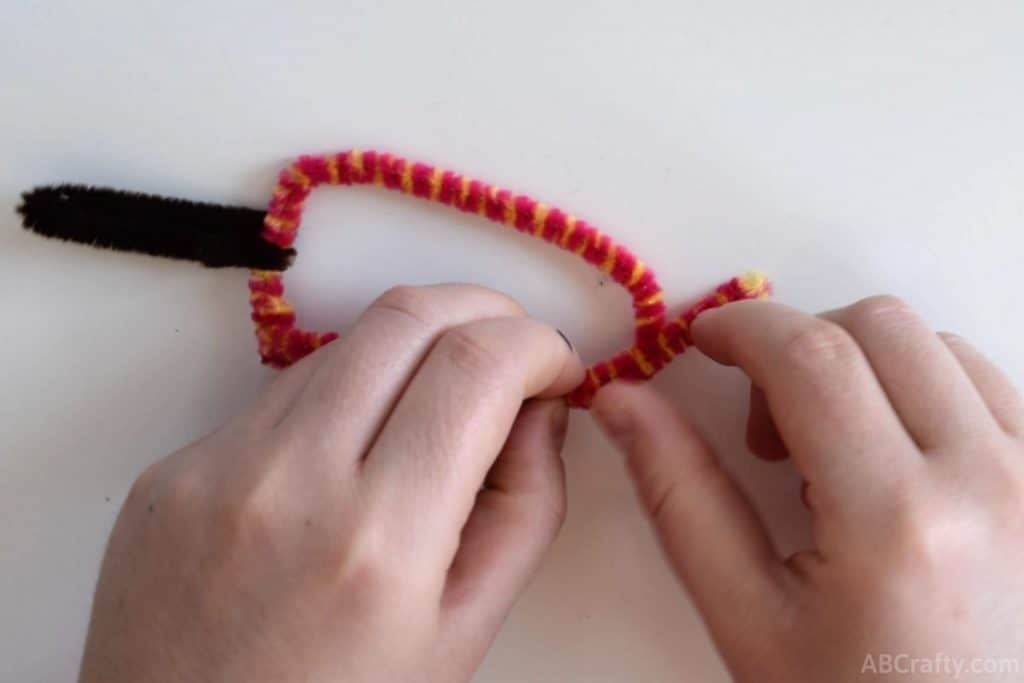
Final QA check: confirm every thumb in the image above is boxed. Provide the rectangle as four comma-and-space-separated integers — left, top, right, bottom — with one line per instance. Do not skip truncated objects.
591, 382, 785, 642
441, 398, 569, 652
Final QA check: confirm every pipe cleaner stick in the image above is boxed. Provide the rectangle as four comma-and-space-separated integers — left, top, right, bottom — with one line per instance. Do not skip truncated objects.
18, 150, 769, 408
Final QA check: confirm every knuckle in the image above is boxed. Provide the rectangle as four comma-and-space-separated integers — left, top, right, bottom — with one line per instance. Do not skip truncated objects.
224, 491, 272, 531
477, 286, 527, 317
371, 285, 439, 328
439, 326, 505, 379
782, 319, 861, 369
883, 455, 1024, 570
850, 295, 916, 327
372, 284, 527, 330
644, 476, 688, 530
162, 467, 208, 514
213, 465, 282, 542
886, 504, 946, 571
443, 283, 526, 317
980, 447, 1024, 525
335, 524, 405, 594
884, 483, 977, 574
126, 461, 161, 507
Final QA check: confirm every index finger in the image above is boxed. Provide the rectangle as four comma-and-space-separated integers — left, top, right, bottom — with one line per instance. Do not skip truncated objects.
691, 300, 920, 517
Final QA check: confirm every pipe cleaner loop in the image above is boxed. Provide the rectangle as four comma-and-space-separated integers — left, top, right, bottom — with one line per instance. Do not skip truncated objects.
248, 150, 769, 408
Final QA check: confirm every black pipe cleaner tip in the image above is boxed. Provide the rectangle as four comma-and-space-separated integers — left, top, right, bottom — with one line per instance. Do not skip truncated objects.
17, 184, 295, 270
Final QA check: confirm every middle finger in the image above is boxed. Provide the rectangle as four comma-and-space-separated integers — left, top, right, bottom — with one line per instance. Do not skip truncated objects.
822, 296, 999, 450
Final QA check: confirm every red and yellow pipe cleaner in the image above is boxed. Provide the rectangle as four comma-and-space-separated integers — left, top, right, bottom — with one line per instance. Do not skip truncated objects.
249, 151, 769, 407
18, 149, 768, 408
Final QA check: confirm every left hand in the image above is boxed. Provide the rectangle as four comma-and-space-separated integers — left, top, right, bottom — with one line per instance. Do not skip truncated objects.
78, 283, 583, 683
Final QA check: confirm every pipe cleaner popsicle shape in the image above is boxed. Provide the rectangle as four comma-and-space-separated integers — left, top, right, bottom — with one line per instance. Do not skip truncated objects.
252, 151, 769, 407
18, 149, 769, 408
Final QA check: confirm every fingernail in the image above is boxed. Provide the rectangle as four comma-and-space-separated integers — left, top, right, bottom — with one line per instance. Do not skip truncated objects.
556, 329, 573, 351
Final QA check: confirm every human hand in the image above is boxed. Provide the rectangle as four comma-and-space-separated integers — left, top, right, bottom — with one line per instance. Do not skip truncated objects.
593, 297, 1024, 682
78, 284, 582, 683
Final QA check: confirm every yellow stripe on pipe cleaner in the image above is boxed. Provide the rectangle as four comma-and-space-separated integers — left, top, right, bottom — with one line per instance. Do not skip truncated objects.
264, 215, 297, 231
326, 155, 340, 184
429, 168, 443, 200
349, 150, 364, 180
560, 215, 577, 247
600, 244, 617, 273
657, 331, 675, 360
639, 292, 663, 307
635, 314, 660, 327
400, 161, 413, 193
574, 228, 593, 255
533, 203, 549, 236
627, 261, 646, 287
629, 347, 655, 376
477, 186, 492, 216
289, 165, 311, 189
503, 194, 516, 226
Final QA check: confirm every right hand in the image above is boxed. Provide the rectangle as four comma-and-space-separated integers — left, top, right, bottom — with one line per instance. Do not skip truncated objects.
593, 297, 1024, 682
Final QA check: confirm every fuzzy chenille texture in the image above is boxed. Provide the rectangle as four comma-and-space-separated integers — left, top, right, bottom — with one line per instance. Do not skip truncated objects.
251, 150, 769, 407
17, 153, 767, 407
18, 184, 294, 271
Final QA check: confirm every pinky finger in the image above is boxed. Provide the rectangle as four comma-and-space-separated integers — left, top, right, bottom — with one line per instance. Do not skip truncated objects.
939, 332, 1023, 436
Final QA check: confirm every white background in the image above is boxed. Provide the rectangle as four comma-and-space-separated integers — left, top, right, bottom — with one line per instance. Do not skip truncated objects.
2, 1, 1022, 680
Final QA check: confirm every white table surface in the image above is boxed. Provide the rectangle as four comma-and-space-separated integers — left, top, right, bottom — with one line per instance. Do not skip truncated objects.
2, 1, 1022, 680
